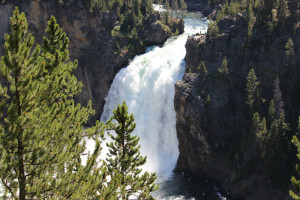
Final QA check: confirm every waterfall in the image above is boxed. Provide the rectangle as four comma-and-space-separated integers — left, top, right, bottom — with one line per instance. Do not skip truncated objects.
100, 13, 208, 181
153, 4, 166, 12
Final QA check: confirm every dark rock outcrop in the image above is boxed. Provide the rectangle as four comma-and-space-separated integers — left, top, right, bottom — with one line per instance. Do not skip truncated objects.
175, 12, 299, 199
0, 0, 183, 125
184, 0, 216, 18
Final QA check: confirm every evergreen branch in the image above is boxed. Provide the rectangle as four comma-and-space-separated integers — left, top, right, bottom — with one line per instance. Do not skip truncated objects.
20, 83, 53, 109
23, 160, 58, 166
20, 92, 40, 109
26, 179, 79, 197
1, 179, 16, 198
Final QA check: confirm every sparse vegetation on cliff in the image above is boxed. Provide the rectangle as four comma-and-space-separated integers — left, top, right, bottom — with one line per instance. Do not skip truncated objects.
175, 0, 300, 199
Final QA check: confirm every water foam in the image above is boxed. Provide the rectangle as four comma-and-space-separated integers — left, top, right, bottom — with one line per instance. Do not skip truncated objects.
153, 4, 166, 12
100, 13, 208, 181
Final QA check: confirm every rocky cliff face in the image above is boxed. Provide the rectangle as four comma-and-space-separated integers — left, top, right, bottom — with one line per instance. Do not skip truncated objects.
175, 13, 300, 199
0, 0, 183, 125
184, 0, 216, 17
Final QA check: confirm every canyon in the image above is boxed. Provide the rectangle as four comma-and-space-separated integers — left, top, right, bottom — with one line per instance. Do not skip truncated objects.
0, 0, 183, 125
1, 0, 299, 199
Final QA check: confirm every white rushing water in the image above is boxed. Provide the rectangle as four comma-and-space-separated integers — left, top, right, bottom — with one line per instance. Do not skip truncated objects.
153, 4, 166, 12
100, 13, 208, 181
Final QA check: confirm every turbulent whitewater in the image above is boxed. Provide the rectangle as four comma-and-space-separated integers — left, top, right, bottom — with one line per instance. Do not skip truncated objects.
100, 13, 208, 180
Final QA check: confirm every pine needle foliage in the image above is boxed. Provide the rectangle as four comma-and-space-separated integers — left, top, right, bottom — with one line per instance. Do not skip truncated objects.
106, 102, 159, 199
244, 0, 253, 50
286, 38, 295, 67
291, 117, 300, 199
246, 68, 260, 112
198, 61, 208, 80
253, 112, 268, 156
207, 18, 219, 38
0, 8, 107, 199
218, 56, 229, 77
272, 76, 284, 118
41, 15, 82, 105
276, 0, 288, 33
43, 16, 69, 73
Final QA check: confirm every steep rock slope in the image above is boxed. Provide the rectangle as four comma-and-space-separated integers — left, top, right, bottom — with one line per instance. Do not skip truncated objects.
0, 0, 183, 124
184, 0, 215, 16
175, 14, 300, 199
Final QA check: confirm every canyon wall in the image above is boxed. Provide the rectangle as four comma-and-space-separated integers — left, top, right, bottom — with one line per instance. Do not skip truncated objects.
175, 14, 300, 199
0, 0, 183, 125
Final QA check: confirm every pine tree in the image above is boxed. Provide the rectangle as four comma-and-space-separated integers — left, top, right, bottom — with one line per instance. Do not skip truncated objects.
174, 0, 179, 11
258, 117, 268, 157
120, 12, 136, 33
262, 0, 276, 21
252, 112, 261, 138
272, 76, 284, 118
0, 8, 107, 199
171, 0, 176, 9
245, 68, 260, 112
198, 61, 208, 80
134, 0, 143, 18
276, 0, 288, 33
268, 112, 289, 179
285, 38, 298, 98
165, 12, 170, 26
290, 117, 300, 199
267, 100, 276, 123
207, 18, 219, 37
253, 112, 268, 157
164, 0, 170, 10
41, 16, 82, 105
106, 102, 159, 199
290, 0, 299, 31
43, 16, 69, 69
253, 0, 260, 9
244, 0, 253, 49
256, 0, 277, 30
286, 38, 295, 68
218, 56, 229, 77
179, 0, 187, 11
228, 0, 238, 16
141, 0, 154, 16
224, 0, 229, 14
